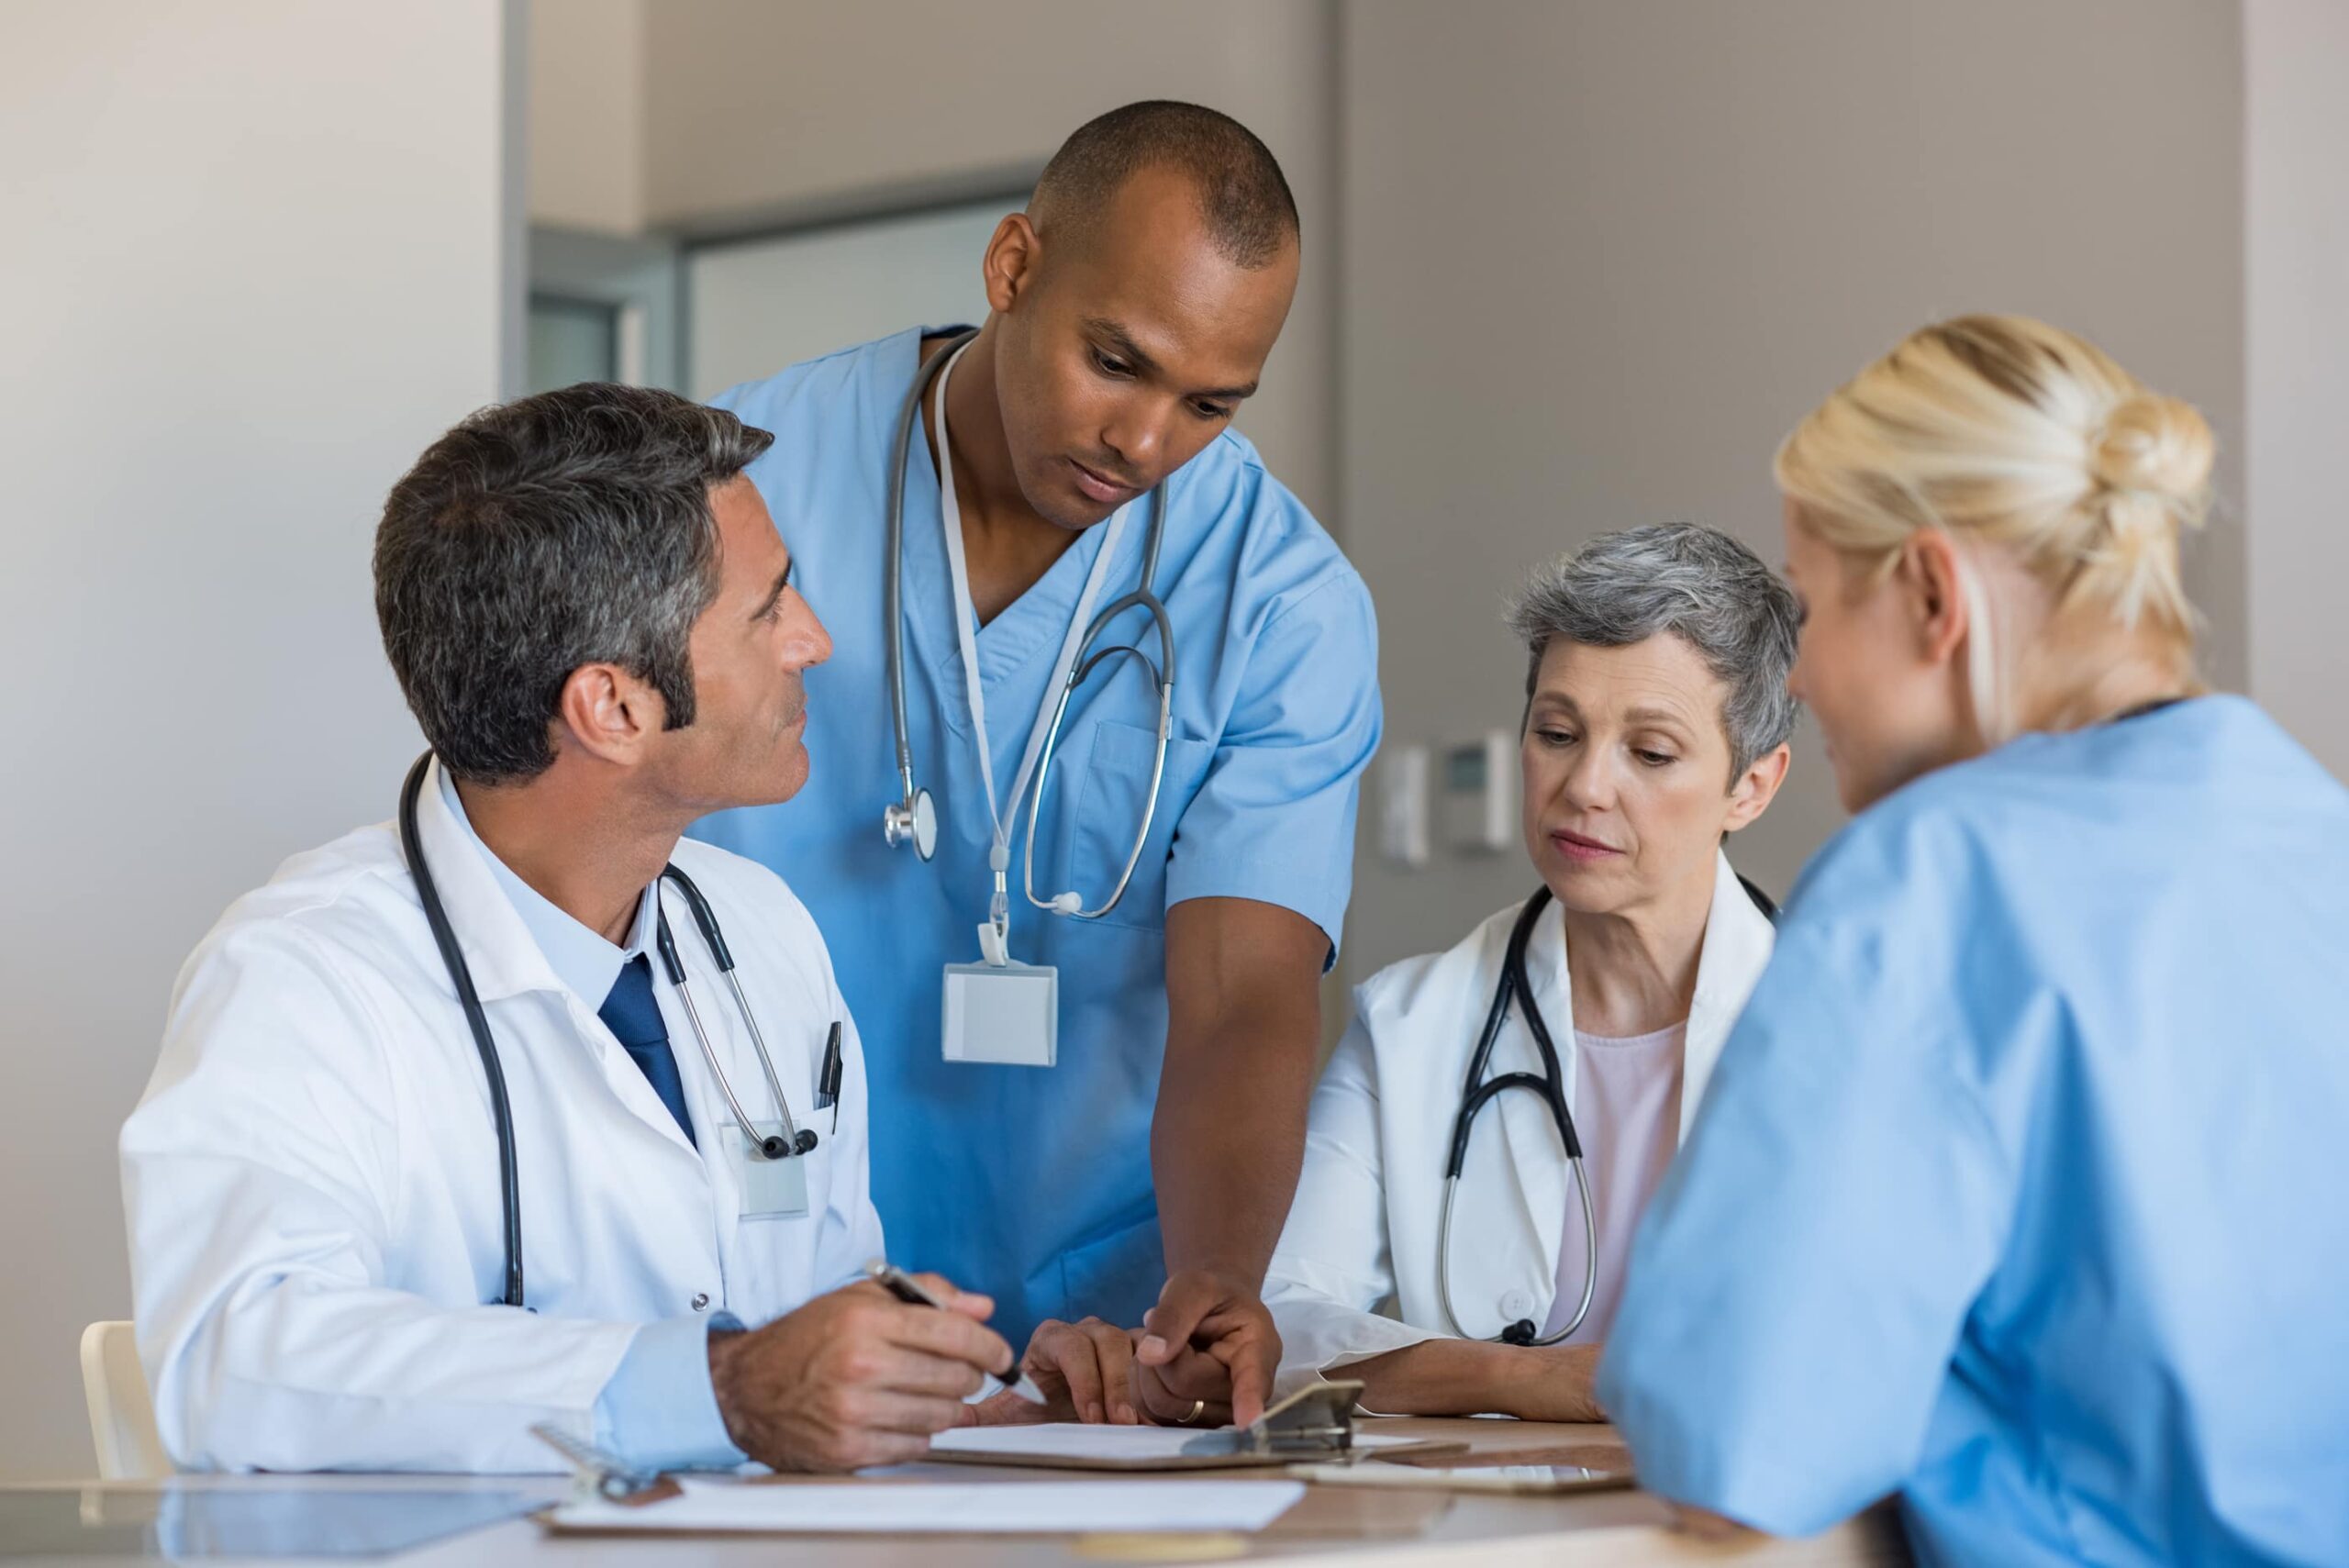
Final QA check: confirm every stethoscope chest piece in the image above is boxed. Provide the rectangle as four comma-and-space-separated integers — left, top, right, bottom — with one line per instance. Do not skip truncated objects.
885, 786, 937, 861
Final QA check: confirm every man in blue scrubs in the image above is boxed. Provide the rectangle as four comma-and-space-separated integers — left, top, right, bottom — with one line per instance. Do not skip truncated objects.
696, 102, 1379, 1427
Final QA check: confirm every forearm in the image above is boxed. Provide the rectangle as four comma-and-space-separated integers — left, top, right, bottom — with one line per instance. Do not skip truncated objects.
148, 1276, 639, 1472
1151, 1006, 1317, 1283
1344, 1339, 1607, 1423
1154, 898, 1329, 1289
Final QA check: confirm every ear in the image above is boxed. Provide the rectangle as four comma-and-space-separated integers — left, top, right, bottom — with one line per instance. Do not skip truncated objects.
1898, 529, 1972, 669
981, 212, 1043, 315
552, 662, 664, 767
1722, 742, 1792, 834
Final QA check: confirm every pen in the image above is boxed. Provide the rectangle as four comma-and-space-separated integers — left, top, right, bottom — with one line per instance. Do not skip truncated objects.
817, 1020, 843, 1133
530, 1420, 676, 1504
863, 1259, 1046, 1406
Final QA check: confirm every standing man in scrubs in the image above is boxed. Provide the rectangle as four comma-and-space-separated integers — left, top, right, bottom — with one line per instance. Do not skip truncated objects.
696, 101, 1379, 1428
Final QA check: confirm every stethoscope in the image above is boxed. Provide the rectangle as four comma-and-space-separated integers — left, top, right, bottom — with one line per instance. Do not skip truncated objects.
1437, 877, 1778, 1346
880, 326, 1175, 923
396, 752, 816, 1309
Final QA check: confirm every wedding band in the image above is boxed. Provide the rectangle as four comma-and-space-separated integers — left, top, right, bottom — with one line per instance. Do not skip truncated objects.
1181, 1399, 1208, 1426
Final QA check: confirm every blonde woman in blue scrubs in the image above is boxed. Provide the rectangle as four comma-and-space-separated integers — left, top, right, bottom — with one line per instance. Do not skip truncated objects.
1598, 317, 2349, 1567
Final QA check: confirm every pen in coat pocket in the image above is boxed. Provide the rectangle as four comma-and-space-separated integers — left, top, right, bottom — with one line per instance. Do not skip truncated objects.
817, 1021, 843, 1134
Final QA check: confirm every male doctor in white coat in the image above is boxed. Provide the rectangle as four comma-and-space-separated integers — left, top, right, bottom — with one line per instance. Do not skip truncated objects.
122, 384, 1017, 1473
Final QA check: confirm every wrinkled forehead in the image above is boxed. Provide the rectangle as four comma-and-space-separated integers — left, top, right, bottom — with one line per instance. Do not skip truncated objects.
1531, 634, 1729, 736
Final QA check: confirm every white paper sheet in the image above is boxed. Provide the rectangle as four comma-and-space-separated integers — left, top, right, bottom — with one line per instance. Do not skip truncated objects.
930, 1423, 1425, 1462
549, 1478, 1306, 1535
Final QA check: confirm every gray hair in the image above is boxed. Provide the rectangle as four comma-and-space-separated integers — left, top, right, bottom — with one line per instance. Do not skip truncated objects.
374, 383, 774, 784
1508, 523, 1801, 778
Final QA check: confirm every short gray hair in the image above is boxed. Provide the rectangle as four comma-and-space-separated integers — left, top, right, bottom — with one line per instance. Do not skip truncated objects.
1508, 523, 1801, 778
374, 383, 774, 784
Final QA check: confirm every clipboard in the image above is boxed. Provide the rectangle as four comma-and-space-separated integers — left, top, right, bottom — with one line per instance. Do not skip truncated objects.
924, 1382, 1470, 1472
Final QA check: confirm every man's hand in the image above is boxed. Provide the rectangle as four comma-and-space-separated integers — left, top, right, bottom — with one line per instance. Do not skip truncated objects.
707, 1274, 1010, 1472
970, 1317, 1142, 1427
1131, 1268, 1279, 1429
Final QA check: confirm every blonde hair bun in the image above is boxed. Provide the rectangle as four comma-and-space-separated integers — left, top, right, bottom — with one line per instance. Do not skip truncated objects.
2090, 393, 2214, 511
1775, 314, 2209, 741
1776, 314, 2212, 640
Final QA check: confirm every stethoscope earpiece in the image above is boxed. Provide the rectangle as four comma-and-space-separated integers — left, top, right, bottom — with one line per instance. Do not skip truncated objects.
1502, 1320, 1538, 1347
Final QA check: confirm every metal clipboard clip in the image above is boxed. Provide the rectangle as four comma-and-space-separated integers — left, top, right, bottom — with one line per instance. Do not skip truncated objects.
1178, 1380, 1366, 1461
530, 1421, 680, 1506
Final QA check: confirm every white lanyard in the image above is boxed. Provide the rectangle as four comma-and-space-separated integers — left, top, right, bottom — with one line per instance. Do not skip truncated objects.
932, 339, 1131, 962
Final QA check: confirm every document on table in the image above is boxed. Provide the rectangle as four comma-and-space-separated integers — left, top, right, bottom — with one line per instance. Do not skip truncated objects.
927, 1423, 1442, 1469
544, 1478, 1306, 1535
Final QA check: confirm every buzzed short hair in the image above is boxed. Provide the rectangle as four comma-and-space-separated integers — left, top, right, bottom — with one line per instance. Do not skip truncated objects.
1030, 100, 1298, 269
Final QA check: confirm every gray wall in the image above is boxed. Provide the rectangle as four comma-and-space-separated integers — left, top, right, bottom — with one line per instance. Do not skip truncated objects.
2245, 0, 2349, 783
0, 0, 517, 1480
595, 0, 1341, 520
1336, 0, 2248, 977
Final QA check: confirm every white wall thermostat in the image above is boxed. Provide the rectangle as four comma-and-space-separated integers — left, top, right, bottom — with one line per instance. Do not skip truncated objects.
1378, 744, 1431, 868
1441, 729, 1516, 854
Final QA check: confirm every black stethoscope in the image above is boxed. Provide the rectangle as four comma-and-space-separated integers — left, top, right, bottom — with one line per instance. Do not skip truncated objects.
395, 752, 819, 1308
1438, 876, 1778, 1346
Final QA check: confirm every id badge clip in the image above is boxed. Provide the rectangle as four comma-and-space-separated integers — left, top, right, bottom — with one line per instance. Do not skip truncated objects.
943, 922, 1058, 1067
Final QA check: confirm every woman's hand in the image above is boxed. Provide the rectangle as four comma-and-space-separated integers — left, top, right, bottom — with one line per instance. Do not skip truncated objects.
1342, 1338, 1608, 1422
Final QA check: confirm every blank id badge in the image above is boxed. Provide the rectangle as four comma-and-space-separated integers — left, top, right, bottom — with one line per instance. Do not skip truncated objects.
726, 1122, 810, 1220
941, 961, 1059, 1067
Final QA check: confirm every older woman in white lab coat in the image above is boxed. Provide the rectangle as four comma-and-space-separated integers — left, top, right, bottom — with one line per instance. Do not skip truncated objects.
1264, 523, 1798, 1420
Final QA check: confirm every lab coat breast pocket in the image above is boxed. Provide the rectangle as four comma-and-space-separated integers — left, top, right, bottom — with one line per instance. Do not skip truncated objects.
1066, 720, 1215, 932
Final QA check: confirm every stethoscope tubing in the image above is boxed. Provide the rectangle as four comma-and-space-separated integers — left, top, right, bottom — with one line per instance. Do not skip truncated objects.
1020, 576, 1175, 919
882, 326, 1175, 917
1435, 885, 1597, 1347
396, 751, 810, 1310
883, 328, 976, 821
654, 866, 808, 1158
399, 752, 526, 1307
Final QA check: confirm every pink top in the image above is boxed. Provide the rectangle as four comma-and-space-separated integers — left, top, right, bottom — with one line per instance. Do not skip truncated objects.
1542, 1021, 1687, 1344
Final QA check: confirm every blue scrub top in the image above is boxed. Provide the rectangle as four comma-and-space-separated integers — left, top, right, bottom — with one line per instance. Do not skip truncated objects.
1597, 696, 2349, 1568
696, 328, 1381, 1343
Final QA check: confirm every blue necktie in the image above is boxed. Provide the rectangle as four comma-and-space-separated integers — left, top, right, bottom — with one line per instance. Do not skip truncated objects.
599, 954, 695, 1147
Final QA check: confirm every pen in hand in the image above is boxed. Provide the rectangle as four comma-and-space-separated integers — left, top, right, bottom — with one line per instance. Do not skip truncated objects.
863, 1259, 1045, 1405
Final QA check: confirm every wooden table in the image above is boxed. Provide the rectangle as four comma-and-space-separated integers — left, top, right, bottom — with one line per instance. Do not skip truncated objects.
5, 1419, 1910, 1566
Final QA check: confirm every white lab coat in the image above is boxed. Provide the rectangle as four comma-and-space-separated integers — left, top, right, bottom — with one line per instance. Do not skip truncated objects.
119, 759, 883, 1473
1264, 852, 1774, 1383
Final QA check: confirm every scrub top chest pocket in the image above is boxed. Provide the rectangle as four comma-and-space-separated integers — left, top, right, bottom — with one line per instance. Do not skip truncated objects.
1065, 720, 1215, 932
